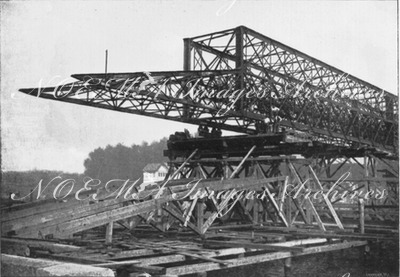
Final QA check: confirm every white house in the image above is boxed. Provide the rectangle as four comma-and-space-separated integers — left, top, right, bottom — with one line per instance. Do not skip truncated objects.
142, 163, 169, 185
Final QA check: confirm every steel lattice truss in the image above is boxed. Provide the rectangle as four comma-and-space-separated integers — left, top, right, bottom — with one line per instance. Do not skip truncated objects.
20, 26, 398, 155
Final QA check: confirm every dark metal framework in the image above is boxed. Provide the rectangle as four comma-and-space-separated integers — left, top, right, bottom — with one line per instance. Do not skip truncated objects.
20, 26, 398, 155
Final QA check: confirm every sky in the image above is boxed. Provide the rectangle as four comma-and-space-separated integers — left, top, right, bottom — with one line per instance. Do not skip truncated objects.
1, 0, 398, 173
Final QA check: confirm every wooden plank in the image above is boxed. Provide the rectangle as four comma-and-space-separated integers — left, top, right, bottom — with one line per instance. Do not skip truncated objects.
203, 240, 304, 252
318, 177, 399, 182
1, 238, 82, 254
38, 190, 191, 237
165, 240, 367, 275
299, 240, 367, 255
1, 239, 31, 256
16, 181, 179, 235
55, 200, 157, 236
2, 197, 130, 235
105, 249, 166, 260
130, 264, 167, 275
255, 226, 397, 240
1, 198, 91, 222
130, 248, 242, 267
266, 238, 330, 247
178, 251, 232, 265
134, 254, 187, 265
0, 190, 96, 221
91, 260, 141, 268
34, 251, 108, 264
114, 238, 332, 269
1, 200, 95, 232
11, 201, 125, 237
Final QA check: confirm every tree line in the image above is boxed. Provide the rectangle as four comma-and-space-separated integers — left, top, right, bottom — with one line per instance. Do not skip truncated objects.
1, 138, 169, 202
83, 138, 168, 181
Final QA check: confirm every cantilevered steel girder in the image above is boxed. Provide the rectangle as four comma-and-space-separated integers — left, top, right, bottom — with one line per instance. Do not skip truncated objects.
20, 26, 398, 155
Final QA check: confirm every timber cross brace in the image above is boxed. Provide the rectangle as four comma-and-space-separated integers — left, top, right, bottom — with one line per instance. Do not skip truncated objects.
10, 26, 398, 243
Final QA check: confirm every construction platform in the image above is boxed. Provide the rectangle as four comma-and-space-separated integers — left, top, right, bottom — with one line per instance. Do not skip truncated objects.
2, 132, 398, 276
3, 222, 397, 277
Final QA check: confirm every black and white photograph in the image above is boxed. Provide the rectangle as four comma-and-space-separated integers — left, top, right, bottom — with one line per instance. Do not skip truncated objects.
1, 1, 398, 276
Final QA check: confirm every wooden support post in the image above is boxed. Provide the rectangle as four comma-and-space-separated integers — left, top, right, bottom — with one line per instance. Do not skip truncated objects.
197, 201, 205, 233
264, 201, 269, 223
287, 196, 292, 227
183, 198, 199, 227
224, 162, 229, 178
105, 221, 113, 245
157, 202, 166, 232
253, 200, 259, 223
364, 156, 369, 204
284, 257, 292, 277
358, 198, 365, 234
278, 177, 289, 213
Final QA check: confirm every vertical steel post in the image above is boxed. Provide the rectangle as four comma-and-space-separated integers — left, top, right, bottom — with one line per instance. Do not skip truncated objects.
235, 26, 245, 110
183, 38, 192, 71
235, 26, 244, 71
